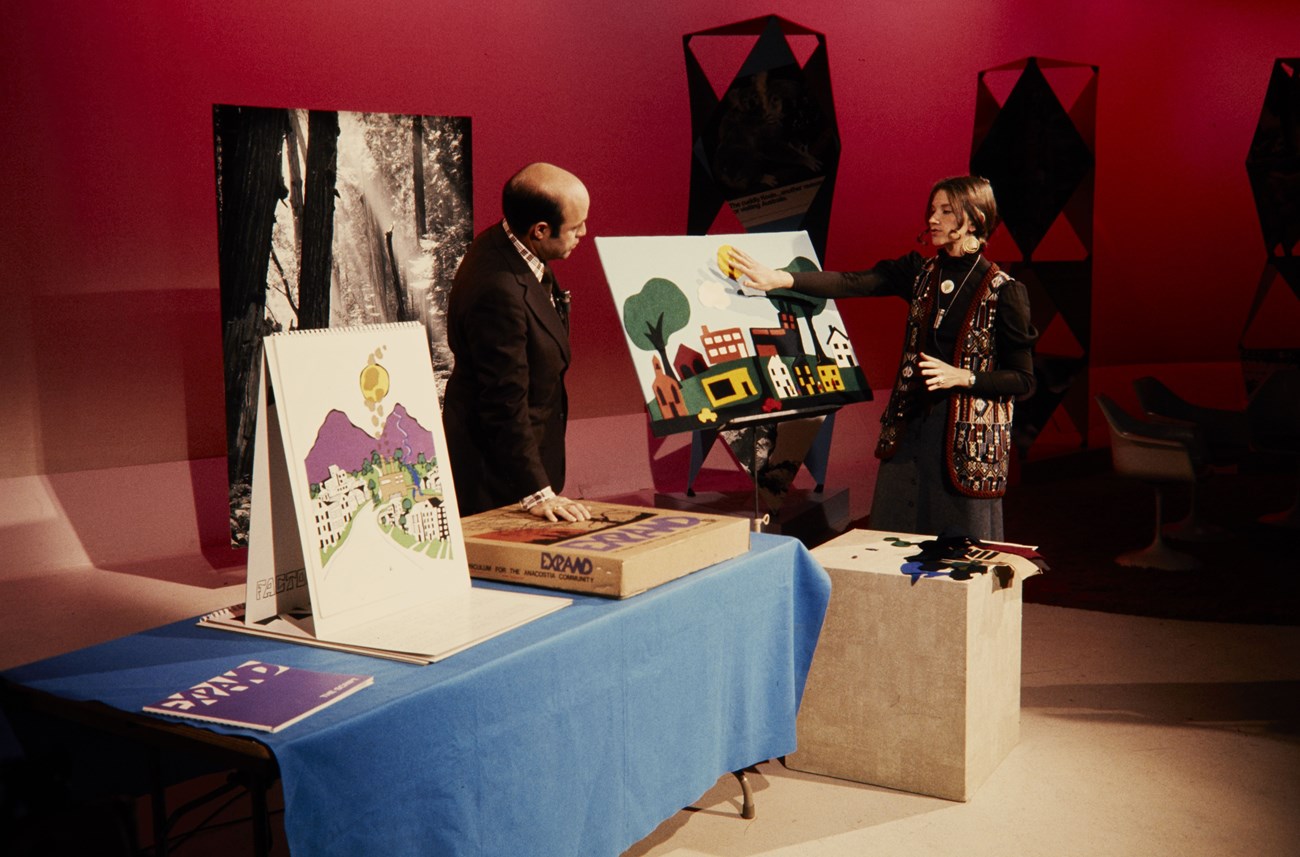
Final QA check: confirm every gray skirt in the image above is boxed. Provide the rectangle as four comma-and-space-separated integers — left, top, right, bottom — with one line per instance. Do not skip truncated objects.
868, 406, 1004, 541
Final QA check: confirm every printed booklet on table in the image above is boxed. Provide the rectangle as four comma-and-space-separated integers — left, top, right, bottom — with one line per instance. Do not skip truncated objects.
142, 660, 373, 733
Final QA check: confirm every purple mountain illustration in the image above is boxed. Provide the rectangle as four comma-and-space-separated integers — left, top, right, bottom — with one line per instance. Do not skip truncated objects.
304, 403, 438, 485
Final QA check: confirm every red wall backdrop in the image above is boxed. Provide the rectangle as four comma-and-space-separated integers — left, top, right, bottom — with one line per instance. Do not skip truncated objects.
3, 0, 1297, 478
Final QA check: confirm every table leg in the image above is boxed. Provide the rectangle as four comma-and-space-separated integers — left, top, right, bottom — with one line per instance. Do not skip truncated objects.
732, 769, 755, 819
150, 753, 170, 857
244, 771, 272, 857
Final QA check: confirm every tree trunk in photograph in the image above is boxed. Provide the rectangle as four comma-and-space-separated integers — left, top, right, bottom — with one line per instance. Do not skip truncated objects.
223, 303, 268, 482
214, 105, 288, 483
412, 114, 427, 238
385, 229, 409, 320
427, 117, 473, 314
299, 109, 340, 330
360, 197, 400, 323
285, 109, 307, 306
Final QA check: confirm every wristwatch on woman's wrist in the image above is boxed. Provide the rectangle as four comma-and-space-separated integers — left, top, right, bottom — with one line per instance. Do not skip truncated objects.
968, 371, 977, 388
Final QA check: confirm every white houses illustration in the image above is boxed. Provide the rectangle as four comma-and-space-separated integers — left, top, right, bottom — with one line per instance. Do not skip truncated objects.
404, 497, 450, 543
826, 325, 857, 368
377, 499, 399, 528
418, 467, 442, 494
319, 465, 367, 512
766, 355, 799, 399
313, 496, 349, 551
313, 464, 369, 552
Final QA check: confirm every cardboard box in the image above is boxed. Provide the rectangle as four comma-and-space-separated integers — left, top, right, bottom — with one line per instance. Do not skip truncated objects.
786, 529, 1037, 801
462, 501, 751, 598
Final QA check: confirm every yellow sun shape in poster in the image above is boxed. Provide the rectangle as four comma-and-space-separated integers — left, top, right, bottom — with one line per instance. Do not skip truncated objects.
360, 362, 390, 403
716, 244, 738, 279
360, 351, 391, 430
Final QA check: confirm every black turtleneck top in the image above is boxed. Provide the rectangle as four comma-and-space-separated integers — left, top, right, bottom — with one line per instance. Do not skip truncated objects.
789, 250, 1038, 399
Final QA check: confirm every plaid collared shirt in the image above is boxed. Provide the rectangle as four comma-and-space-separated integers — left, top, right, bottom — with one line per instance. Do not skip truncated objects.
502, 221, 546, 282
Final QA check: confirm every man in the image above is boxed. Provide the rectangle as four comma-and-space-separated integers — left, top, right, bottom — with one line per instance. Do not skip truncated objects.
442, 163, 592, 522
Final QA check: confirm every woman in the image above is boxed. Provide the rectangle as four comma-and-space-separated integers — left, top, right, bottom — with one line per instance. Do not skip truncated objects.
728, 176, 1037, 541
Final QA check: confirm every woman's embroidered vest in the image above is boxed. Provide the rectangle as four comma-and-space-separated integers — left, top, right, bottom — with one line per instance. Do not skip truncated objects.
875, 258, 1016, 499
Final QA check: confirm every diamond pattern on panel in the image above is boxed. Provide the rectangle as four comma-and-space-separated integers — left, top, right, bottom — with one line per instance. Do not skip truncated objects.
1242, 59, 1300, 380
972, 57, 1095, 262
971, 57, 1098, 451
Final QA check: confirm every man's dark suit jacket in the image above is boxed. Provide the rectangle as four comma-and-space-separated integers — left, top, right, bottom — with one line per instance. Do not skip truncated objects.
442, 223, 571, 516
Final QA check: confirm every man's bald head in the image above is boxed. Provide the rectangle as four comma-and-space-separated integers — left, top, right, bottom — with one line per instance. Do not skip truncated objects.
503, 163, 590, 262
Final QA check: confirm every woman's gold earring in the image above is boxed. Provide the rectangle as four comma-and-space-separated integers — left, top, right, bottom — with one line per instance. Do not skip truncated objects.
961, 233, 981, 255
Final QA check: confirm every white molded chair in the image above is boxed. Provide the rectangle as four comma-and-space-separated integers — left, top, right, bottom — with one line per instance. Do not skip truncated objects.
1131, 376, 1242, 541
1132, 376, 1250, 466
1095, 394, 1203, 570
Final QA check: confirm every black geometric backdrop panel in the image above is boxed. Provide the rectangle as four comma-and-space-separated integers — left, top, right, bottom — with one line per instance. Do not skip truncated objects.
684, 14, 840, 260
971, 56, 1098, 452
672, 15, 843, 508
1242, 58, 1300, 389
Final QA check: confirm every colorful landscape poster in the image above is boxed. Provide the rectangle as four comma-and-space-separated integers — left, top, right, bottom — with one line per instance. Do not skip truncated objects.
225, 320, 569, 660
595, 232, 871, 438
259, 322, 466, 628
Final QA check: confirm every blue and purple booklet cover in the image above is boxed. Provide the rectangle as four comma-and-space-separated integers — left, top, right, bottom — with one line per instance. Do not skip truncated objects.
143, 660, 373, 733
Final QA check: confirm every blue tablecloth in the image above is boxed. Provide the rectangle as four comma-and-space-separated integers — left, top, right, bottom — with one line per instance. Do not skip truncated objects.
4, 532, 830, 856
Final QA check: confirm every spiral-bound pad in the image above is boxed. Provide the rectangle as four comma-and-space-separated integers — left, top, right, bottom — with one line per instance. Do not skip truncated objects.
205, 321, 569, 663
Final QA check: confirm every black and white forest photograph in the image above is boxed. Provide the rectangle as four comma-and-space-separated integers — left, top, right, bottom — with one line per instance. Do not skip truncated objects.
214, 105, 473, 546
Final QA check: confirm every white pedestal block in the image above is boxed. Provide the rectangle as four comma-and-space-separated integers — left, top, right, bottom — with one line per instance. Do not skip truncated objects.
787, 529, 1028, 801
